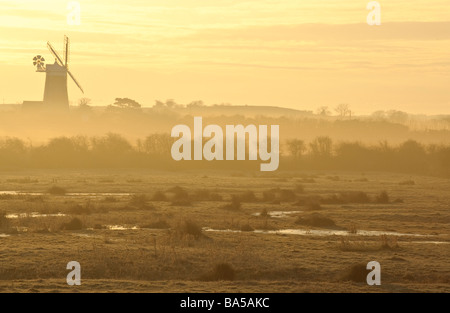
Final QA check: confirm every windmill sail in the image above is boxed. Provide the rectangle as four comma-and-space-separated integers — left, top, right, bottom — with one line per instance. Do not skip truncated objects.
64, 35, 70, 68
47, 42, 65, 67
68, 70, 84, 94
47, 39, 83, 94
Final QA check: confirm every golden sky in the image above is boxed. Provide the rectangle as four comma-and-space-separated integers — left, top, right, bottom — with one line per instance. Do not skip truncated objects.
0, 0, 449, 114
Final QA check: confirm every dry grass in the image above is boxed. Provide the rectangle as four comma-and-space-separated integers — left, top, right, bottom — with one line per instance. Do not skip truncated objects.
0, 169, 449, 292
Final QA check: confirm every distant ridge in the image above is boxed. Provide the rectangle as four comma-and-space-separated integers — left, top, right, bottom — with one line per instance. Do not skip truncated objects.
146, 104, 314, 118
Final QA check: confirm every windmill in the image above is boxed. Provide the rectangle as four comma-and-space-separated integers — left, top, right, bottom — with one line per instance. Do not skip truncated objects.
32, 35, 84, 108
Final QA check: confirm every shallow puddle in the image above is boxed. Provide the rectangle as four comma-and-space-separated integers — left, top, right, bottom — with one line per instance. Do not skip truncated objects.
251, 211, 302, 218
409, 241, 449, 245
204, 227, 425, 237
0, 191, 130, 197
6, 212, 67, 219
106, 225, 139, 230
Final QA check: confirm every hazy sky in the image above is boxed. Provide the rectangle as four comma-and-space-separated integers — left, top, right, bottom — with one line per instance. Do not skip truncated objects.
0, 0, 449, 114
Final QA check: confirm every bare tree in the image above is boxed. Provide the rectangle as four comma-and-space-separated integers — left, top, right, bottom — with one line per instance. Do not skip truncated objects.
335, 103, 351, 117
78, 98, 91, 107
287, 139, 306, 159
316, 106, 331, 116
310, 136, 333, 157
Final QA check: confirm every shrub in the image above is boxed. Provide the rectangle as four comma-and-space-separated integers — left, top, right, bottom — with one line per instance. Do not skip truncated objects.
295, 213, 336, 228
375, 191, 390, 204
167, 186, 189, 200
177, 220, 203, 239
340, 263, 368, 283
46, 186, 67, 195
62, 218, 83, 230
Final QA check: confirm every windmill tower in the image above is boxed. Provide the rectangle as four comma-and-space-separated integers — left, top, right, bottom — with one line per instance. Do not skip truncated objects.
33, 35, 84, 109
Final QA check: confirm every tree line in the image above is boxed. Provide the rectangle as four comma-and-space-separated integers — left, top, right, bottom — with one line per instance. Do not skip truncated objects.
0, 134, 449, 177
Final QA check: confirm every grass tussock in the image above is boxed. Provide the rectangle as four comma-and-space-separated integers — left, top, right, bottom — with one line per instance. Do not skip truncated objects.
61, 217, 83, 231
46, 186, 67, 195
340, 263, 368, 283
200, 263, 236, 281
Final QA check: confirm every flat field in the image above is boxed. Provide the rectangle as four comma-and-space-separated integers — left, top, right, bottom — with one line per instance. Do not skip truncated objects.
0, 169, 449, 292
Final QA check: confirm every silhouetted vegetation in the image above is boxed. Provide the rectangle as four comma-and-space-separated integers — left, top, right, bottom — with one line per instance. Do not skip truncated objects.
0, 135, 449, 177
295, 213, 337, 228
375, 191, 390, 204
321, 191, 370, 204
200, 263, 236, 281
46, 186, 67, 195
176, 220, 204, 239
62, 217, 83, 230
340, 263, 368, 283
